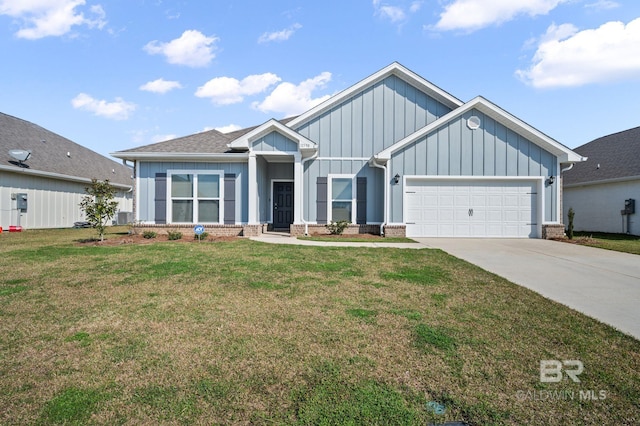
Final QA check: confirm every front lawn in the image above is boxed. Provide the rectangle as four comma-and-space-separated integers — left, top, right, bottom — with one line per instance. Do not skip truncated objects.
0, 228, 638, 425
571, 231, 640, 255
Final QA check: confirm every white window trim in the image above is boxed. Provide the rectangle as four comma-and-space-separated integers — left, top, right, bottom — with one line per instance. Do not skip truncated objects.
327, 174, 356, 223
167, 170, 225, 224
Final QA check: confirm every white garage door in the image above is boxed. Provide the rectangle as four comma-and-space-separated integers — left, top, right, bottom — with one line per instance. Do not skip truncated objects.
405, 179, 538, 238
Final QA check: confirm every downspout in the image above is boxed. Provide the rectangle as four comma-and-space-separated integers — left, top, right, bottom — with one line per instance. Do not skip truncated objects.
301, 151, 319, 235
369, 157, 388, 236
561, 163, 574, 173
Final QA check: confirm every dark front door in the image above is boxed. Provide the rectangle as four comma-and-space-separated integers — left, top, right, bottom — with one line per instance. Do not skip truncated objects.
273, 182, 293, 229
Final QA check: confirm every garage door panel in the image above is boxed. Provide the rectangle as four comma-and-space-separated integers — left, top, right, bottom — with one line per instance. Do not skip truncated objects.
405, 179, 538, 238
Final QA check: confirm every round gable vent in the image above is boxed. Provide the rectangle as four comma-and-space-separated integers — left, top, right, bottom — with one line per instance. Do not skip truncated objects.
467, 115, 481, 130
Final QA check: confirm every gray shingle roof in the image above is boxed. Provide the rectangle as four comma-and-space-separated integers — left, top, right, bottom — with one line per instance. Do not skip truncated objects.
0, 112, 132, 187
564, 126, 640, 185
115, 116, 298, 154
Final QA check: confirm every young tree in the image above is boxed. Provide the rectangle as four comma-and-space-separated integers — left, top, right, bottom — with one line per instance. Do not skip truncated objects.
79, 179, 119, 241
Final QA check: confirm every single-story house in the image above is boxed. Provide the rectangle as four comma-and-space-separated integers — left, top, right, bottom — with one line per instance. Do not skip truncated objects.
563, 127, 639, 236
1, 112, 133, 229
112, 62, 585, 238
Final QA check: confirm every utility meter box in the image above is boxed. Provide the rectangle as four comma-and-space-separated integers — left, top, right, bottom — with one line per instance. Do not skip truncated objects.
16, 193, 27, 212
624, 199, 635, 215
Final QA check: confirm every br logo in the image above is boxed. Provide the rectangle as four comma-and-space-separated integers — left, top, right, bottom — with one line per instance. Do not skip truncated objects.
540, 360, 584, 383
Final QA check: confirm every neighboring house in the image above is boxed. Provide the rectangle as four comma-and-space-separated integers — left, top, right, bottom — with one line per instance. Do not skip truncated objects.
112, 63, 584, 238
563, 127, 640, 236
1, 112, 133, 229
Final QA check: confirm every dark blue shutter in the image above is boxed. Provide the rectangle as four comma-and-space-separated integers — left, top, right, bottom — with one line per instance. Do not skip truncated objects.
224, 174, 236, 224
316, 177, 327, 224
356, 177, 367, 224
154, 173, 167, 224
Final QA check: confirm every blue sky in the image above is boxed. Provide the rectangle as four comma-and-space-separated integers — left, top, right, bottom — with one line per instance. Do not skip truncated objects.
1, 0, 639, 160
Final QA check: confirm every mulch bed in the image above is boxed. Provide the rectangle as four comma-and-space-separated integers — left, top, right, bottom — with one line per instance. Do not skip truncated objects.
77, 233, 239, 246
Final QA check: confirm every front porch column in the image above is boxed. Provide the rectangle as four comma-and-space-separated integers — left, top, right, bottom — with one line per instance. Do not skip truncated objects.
248, 152, 258, 224
293, 153, 303, 224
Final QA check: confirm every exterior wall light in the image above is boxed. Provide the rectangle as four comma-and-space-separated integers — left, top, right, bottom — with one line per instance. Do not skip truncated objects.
394, 173, 400, 184
548, 176, 555, 185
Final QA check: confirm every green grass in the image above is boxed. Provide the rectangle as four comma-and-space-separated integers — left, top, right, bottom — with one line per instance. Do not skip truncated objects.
571, 231, 640, 255
0, 227, 639, 425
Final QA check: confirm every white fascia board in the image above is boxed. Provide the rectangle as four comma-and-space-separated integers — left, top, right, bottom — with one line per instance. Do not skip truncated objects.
110, 152, 249, 162
227, 119, 317, 151
286, 62, 464, 130
0, 164, 132, 189
375, 96, 585, 164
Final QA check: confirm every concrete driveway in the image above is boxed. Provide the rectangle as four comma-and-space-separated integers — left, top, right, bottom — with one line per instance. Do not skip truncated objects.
415, 238, 640, 340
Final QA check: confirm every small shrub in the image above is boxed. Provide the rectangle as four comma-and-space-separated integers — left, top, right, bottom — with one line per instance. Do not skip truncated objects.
167, 230, 182, 240
194, 232, 209, 241
326, 220, 350, 235
567, 207, 575, 240
142, 230, 157, 239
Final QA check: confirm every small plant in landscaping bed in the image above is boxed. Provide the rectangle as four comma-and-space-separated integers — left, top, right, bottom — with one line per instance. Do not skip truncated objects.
326, 220, 350, 235
567, 207, 575, 240
194, 232, 209, 241
142, 230, 157, 239
167, 230, 182, 240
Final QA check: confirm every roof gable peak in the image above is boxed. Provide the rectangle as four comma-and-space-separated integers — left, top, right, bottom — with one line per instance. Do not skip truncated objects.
286, 62, 463, 130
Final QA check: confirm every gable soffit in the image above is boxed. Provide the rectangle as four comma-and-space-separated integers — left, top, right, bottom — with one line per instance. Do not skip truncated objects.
286, 62, 464, 131
376, 97, 585, 164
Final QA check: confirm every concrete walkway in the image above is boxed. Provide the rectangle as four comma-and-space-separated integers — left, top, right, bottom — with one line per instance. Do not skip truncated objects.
416, 238, 640, 340
251, 233, 640, 340
250, 232, 428, 249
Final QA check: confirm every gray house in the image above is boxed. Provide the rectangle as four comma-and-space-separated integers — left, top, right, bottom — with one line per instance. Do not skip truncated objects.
1, 112, 133, 229
563, 127, 639, 236
112, 63, 584, 238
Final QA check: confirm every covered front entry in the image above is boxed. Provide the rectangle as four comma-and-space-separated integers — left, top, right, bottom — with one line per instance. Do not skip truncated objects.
404, 178, 541, 238
272, 181, 293, 229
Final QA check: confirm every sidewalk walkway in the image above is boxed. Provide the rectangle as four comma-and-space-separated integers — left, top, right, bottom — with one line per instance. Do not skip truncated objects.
249, 232, 427, 249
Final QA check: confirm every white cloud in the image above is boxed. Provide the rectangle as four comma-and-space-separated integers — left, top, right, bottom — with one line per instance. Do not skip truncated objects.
214, 124, 242, 133
71, 93, 136, 120
434, 0, 569, 32
409, 1, 422, 13
517, 18, 640, 88
378, 5, 406, 23
585, 1, 620, 10
144, 30, 218, 67
139, 78, 183, 94
373, 0, 422, 25
195, 73, 281, 105
258, 23, 302, 43
0, 0, 107, 39
253, 72, 332, 117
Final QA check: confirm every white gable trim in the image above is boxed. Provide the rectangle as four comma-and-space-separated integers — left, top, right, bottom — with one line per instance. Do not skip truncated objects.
375, 96, 586, 164
227, 119, 317, 152
286, 62, 464, 130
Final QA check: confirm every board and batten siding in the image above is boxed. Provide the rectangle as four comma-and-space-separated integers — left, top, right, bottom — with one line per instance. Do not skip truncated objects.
389, 109, 558, 223
1, 171, 132, 229
137, 162, 247, 223
303, 159, 383, 223
251, 132, 298, 152
295, 75, 452, 158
